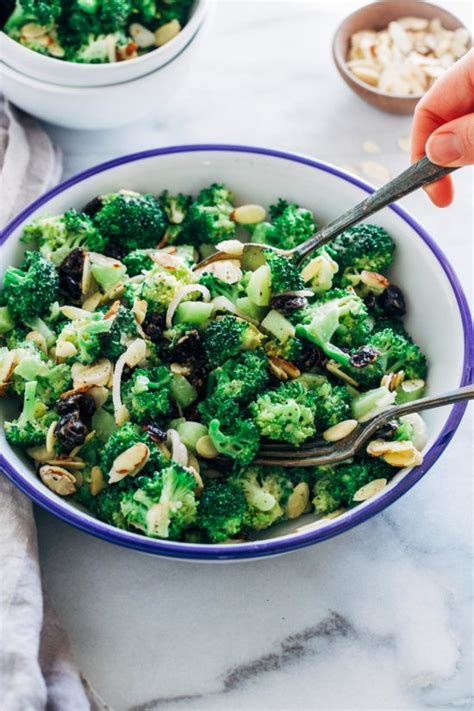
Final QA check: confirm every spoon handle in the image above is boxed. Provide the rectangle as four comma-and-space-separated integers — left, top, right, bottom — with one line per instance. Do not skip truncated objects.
294, 156, 458, 262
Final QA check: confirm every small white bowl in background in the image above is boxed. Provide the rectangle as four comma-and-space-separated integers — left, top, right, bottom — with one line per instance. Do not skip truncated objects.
1, 22, 205, 130
0, 0, 208, 87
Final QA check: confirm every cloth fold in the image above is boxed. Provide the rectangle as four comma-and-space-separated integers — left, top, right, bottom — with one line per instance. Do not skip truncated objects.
0, 99, 108, 711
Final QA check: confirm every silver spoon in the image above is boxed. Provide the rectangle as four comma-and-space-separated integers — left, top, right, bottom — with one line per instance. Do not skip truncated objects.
195, 156, 458, 271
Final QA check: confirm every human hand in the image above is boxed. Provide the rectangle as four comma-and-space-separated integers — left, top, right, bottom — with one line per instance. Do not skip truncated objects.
411, 48, 474, 206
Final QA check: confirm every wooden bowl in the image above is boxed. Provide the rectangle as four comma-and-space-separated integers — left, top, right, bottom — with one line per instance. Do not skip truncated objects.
333, 0, 470, 115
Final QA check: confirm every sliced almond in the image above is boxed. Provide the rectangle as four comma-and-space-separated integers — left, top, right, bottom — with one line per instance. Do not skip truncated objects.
90, 466, 106, 496
287, 482, 310, 519
27, 445, 54, 463
81, 252, 92, 295
0, 350, 16, 391
60, 305, 92, 321
360, 270, 389, 293
25, 330, 48, 354
72, 359, 113, 388
39, 465, 77, 496
88, 385, 110, 409
353, 478, 387, 502
384, 449, 423, 467
129, 22, 156, 48
155, 19, 181, 47
46, 420, 57, 454
196, 259, 242, 285
196, 436, 219, 459
46, 458, 86, 470
132, 298, 147, 325
124, 339, 147, 368
323, 419, 358, 442
268, 355, 300, 379
381, 370, 405, 391
82, 291, 102, 312
108, 442, 150, 484
103, 300, 120, 320
55, 339, 77, 360
231, 204, 266, 225
351, 65, 380, 86
215, 240, 244, 257
21, 22, 49, 39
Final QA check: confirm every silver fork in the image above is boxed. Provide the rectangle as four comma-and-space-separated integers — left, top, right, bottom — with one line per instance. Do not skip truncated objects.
253, 384, 473, 467
194, 156, 458, 271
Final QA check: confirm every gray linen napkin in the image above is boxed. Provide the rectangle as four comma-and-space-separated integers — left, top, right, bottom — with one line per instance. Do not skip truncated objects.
0, 98, 109, 711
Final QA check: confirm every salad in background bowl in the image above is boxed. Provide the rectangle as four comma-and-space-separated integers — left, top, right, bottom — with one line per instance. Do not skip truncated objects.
0, 145, 471, 561
0, 0, 208, 86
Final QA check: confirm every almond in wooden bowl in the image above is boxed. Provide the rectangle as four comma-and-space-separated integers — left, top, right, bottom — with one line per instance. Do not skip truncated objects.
332, 0, 471, 114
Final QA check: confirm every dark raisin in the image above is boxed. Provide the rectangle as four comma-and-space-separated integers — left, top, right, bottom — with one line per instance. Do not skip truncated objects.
166, 330, 203, 363
187, 360, 207, 393
363, 293, 377, 311
270, 294, 308, 312
121, 365, 134, 382
56, 392, 96, 424
58, 248, 85, 302
142, 312, 165, 345
375, 420, 398, 439
294, 341, 328, 370
82, 196, 103, 217
55, 413, 87, 452
143, 423, 167, 442
349, 345, 380, 368
377, 285, 406, 317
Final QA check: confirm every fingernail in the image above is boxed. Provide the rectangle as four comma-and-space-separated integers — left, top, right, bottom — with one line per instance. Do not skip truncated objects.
426, 132, 462, 164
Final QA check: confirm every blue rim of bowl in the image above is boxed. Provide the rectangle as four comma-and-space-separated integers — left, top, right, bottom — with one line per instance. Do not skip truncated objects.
0, 144, 472, 561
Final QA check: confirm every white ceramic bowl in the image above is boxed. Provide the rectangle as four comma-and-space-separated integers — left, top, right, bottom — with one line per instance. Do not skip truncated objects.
0, 0, 208, 87
0, 24, 203, 130
0, 146, 471, 561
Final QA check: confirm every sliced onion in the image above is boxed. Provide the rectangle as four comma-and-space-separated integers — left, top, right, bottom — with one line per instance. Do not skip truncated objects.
212, 296, 236, 314
166, 429, 188, 467
112, 339, 147, 423
165, 284, 210, 329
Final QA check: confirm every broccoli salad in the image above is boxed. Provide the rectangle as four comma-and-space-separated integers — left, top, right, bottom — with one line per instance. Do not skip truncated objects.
0, 185, 429, 543
3, 1, 193, 63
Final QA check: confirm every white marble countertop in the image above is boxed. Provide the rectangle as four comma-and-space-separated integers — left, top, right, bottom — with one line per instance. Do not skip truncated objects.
35, 1, 473, 709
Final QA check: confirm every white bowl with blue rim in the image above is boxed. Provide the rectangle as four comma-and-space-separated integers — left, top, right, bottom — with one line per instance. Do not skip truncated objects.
0, 0, 209, 87
0, 145, 471, 561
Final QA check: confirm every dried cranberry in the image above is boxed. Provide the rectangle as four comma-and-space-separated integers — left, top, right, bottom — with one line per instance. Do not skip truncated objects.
377, 285, 406, 317
82, 196, 103, 217
55, 413, 87, 452
270, 294, 308, 312
349, 345, 380, 368
58, 248, 85, 302
188, 360, 207, 393
143, 423, 167, 442
363, 293, 377, 311
143, 312, 165, 345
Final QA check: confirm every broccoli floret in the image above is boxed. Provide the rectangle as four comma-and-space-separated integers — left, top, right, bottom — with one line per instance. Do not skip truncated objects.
317, 288, 370, 349
100, 421, 165, 475
92, 191, 167, 255
370, 328, 427, 380
4, 0, 61, 33
160, 191, 192, 244
125, 259, 194, 314
132, 0, 158, 23
57, 311, 113, 365
265, 251, 305, 294
122, 366, 172, 423
155, 0, 193, 24
295, 292, 382, 386
4, 380, 54, 449
180, 183, 236, 247
202, 315, 264, 369
2, 251, 59, 322
325, 224, 395, 273
91, 485, 128, 528
99, 305, 138, 361
121, 464, 198, 539
230, 466, 291, 530
12, 345, 72, 404
197, 272, 240, 303
4, 326, 30, 350
250, 199, 315, 250
251, 380, 316, 446
22, 209, 105, 265
208, 417, 260, 466
312, 457, 394, 515
304, 377, 352, 430
198, 481, 247, 542
122, 249, 155, 276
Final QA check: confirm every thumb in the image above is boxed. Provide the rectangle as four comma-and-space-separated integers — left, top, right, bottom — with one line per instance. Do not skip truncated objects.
426, 113, 474, 167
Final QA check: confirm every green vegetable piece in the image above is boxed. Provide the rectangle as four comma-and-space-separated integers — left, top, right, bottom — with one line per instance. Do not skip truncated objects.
247, 264, 271, 306
171, 374, 197, 408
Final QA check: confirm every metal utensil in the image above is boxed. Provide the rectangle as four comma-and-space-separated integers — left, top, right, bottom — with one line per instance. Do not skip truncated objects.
253, 383, 473, 467
195, 156, 458, 271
